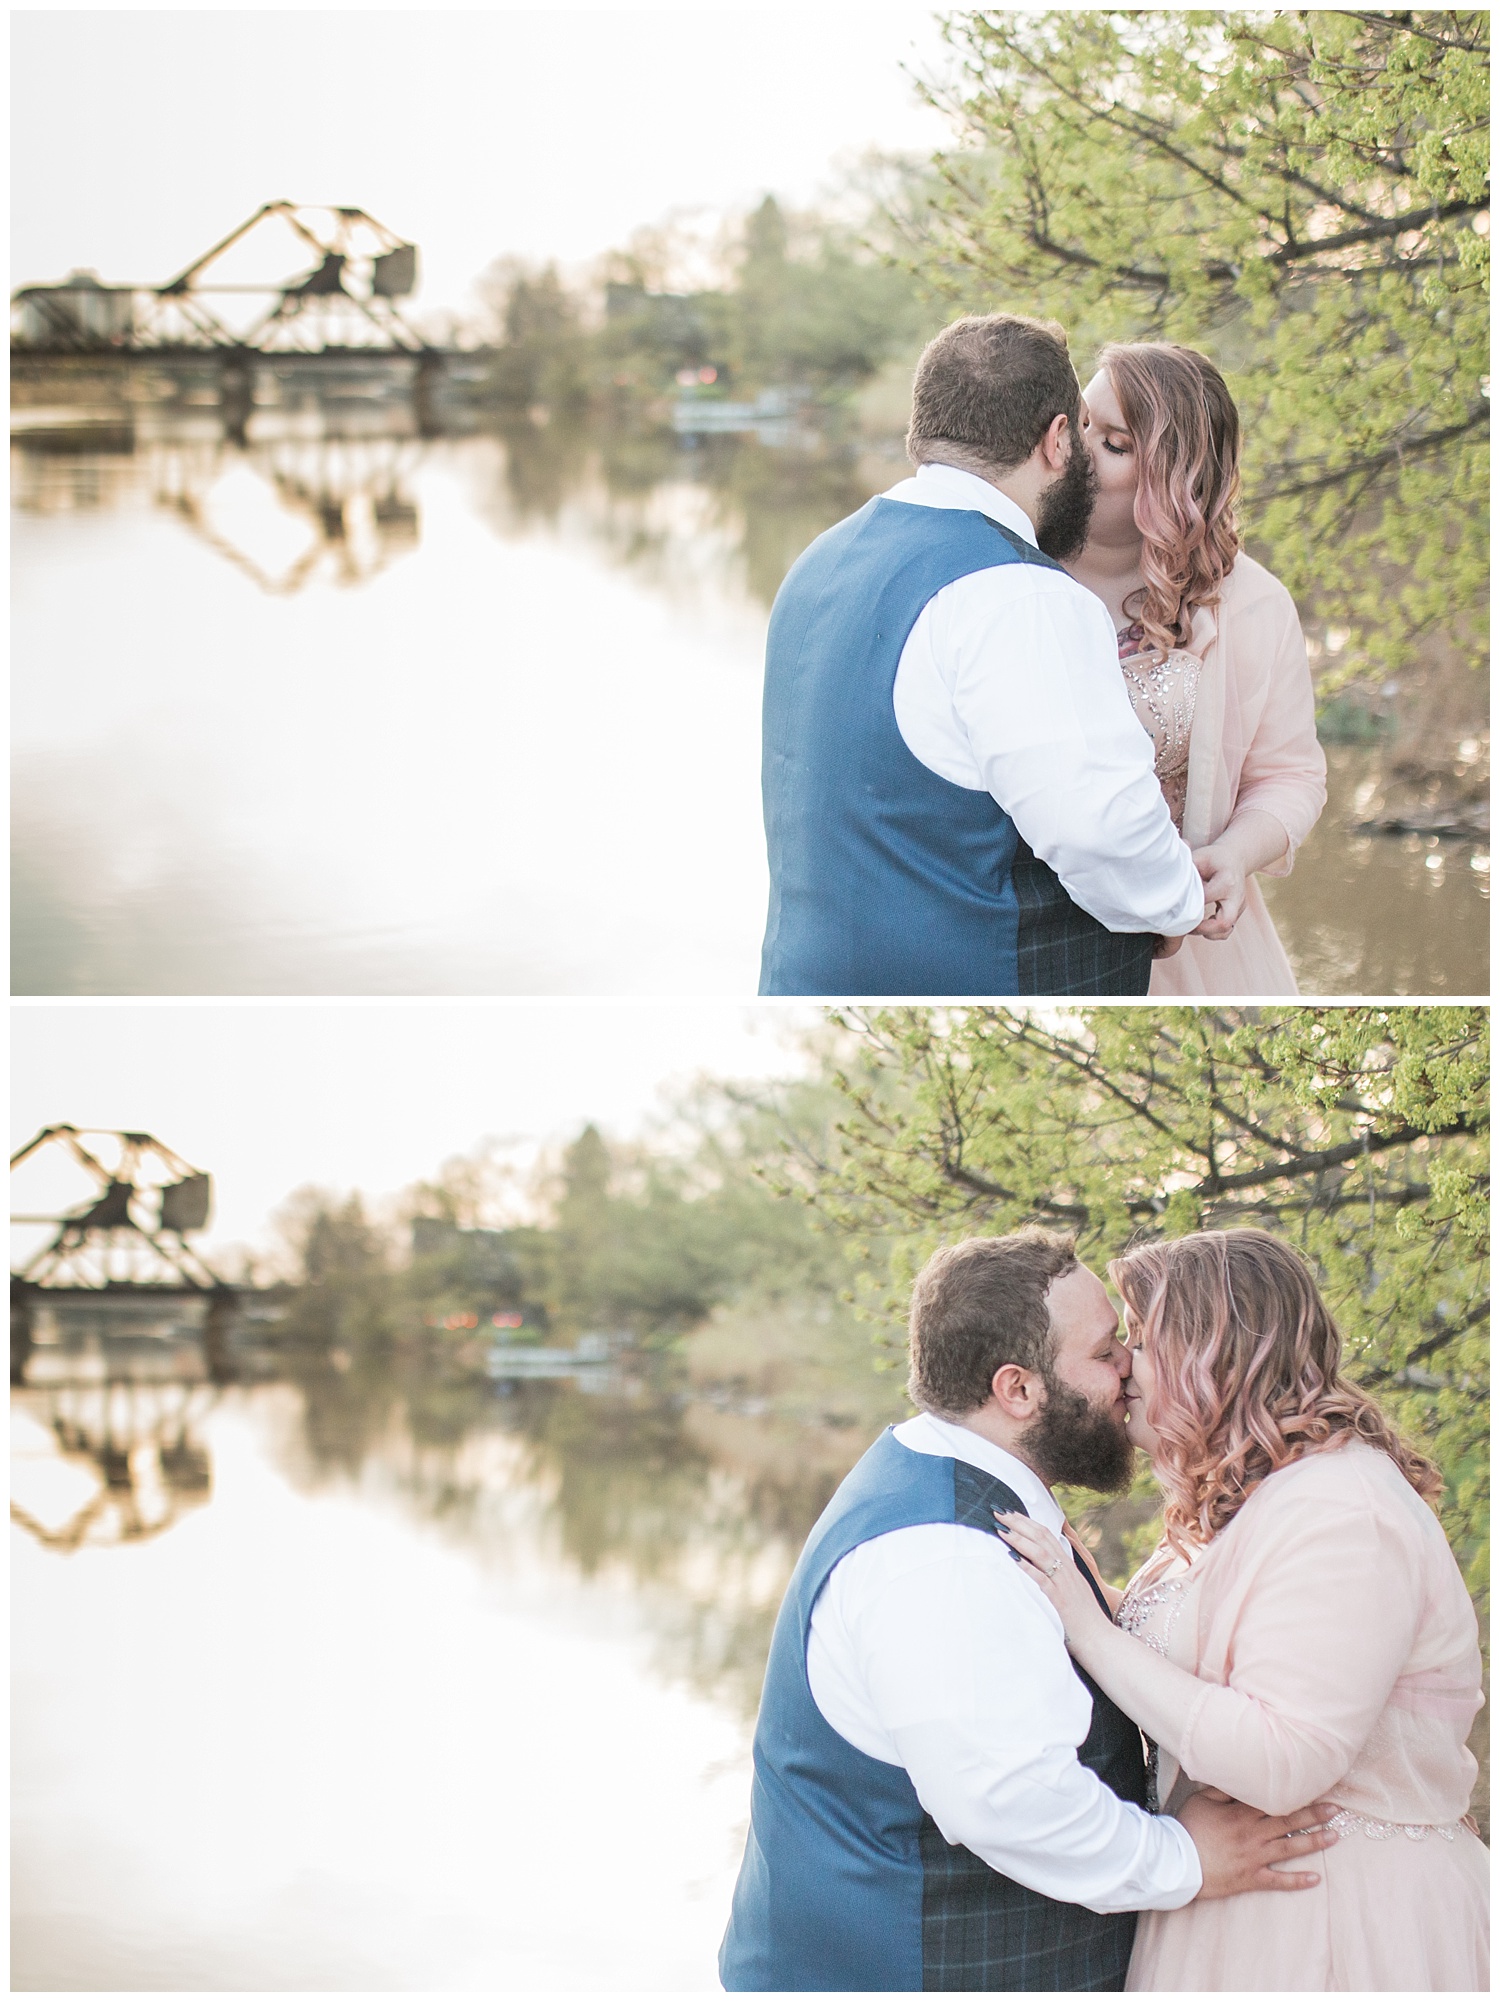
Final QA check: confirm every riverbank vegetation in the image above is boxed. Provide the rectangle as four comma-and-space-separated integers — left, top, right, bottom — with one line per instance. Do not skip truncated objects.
471, 190, 934, 416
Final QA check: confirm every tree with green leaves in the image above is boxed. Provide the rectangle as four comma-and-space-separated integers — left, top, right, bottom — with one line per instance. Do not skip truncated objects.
533, 1101, 859, 1343
476, 257, 591, 409
726, 195, 932, 394
909, 10, 1489, 691
784, 1006, 1487, 1589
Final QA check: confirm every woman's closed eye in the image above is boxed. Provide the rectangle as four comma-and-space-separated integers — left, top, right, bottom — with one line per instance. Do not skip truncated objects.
1100, 436, 1133, 456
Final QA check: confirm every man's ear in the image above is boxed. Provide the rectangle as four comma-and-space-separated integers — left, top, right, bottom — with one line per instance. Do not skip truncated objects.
1038, 410, 1073, 472
989, 1361, 1044, 1422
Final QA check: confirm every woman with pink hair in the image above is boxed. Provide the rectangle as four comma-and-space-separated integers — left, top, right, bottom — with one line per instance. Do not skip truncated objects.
1065, 346, 1326, 995
996, 1230, 1487, 1992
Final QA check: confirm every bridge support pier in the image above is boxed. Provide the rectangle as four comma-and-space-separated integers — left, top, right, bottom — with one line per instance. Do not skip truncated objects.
11, 1279, 36, 1387
413, 351, 446, 439
202, 1286, 239, 1385
219, 352, 255, 447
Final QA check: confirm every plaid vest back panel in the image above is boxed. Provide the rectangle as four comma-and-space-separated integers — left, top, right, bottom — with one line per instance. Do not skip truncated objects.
718, 1430, 1146, 1993
758, 497, 1155, 997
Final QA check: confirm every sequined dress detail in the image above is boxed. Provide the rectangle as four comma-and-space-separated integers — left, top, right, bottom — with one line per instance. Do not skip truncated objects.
1117, 622, 1201, 829
1115, 1567, 1190, 1812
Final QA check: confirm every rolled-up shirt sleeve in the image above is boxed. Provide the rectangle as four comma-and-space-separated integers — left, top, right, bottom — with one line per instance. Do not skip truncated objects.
809, 1525, 1202, 1913
908, 570, 1205, 935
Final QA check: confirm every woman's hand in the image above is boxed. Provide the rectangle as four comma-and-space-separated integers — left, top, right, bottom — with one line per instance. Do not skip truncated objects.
993, 1513, 1111, 1648
1190, 809, 1291, 941
1190, 842, 1247, 940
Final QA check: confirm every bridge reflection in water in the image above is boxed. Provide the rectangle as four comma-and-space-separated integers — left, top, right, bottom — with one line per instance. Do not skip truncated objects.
12, 355, 438, 597
13, 1332, 217, 1554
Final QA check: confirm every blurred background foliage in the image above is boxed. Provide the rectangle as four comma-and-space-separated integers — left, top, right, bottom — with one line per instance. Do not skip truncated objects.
471, 191, 934, 413
267, 1008, 1486, 1598
468, 10, 1487, 724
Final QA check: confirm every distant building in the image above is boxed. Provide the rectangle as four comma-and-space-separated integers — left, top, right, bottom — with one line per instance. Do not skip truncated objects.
409, 1217, 521, 1290
12, 270, 135, 349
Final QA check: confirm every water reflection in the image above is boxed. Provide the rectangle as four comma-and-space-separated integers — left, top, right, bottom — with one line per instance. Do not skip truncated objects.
13, 1354, 805, 1990
266, 1344, 834, 1720
13, 1301, 1488, 1990
11, 389, 1486, 995
13, 425, 423, 597
12, 1374, 216, 1552
1262, 748, 1489, 995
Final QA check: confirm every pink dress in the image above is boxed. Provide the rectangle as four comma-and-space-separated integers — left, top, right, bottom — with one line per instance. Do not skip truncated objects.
1117, 554, 1327, 997
1121, 1442, 1487, 1992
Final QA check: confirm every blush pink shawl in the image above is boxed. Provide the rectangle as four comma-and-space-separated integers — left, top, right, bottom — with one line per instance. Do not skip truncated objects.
1150, 551, 1327, 997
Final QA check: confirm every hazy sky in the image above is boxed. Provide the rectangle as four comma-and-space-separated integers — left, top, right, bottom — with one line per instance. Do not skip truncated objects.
10, 1001, 821, 1257
12, 8, 957, 313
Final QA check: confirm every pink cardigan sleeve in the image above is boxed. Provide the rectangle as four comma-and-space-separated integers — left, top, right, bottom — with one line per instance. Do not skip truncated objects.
1225, 583, 1327, 878
1171, 1493, 1421, 1815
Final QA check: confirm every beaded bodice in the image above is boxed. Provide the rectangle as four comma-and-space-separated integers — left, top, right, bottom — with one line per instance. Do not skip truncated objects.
1116, 1556, 1195, 1812
1116, 1570, 1190, 1658
1117, 623, 1202, 829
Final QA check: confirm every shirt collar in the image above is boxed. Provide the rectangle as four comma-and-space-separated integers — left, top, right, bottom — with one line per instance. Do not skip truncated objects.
885, 462, 1040, 548
900, 1411, 1066, 1533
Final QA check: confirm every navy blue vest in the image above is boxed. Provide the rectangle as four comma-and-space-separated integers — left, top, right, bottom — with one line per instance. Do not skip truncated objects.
758, 497, 1156, 997
719, 1429, 1147, 1993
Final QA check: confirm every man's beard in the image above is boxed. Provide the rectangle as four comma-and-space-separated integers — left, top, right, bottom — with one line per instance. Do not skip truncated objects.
1023, 1370, 1135, 1492
1034, 423, 1100, 561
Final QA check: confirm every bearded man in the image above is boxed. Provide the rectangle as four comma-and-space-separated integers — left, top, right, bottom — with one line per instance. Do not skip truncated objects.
719, 1229, 1335, 1993
757, 313, 1204, 996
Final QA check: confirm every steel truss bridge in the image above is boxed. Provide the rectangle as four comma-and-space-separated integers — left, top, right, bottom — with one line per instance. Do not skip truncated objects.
10, 1124, 241, 1387
11, 202, 436, 357
9, 1125, 256, 1552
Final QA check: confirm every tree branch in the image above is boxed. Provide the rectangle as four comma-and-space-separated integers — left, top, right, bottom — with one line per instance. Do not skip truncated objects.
1255, 408, 1490, 501
1266, 199, 1485, 263
1200, 1121, 1475, 1195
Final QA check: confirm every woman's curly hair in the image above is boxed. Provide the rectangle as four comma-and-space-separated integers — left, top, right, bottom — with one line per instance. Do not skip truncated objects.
1099, 341, 1243, 658
1108, 1229, 1442, 1557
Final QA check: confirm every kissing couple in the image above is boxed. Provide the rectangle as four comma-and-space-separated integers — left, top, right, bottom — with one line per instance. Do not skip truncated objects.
719, 1228, 1486, 1992
758, 315, 1327, 999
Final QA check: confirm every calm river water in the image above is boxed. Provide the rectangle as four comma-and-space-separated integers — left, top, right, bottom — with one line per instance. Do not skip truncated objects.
12, 1348, 838, 1991
12, 1322, 1488, 1990
11, 390, 1487, 996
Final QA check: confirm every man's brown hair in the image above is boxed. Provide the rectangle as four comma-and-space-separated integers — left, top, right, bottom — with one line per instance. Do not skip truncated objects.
907, 1228, 1079, 1417
906, 314, 1081, 477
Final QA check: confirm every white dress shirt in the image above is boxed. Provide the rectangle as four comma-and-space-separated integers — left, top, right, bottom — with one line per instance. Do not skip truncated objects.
806, 1413, 1202, 1913
886, 464, 1204, 936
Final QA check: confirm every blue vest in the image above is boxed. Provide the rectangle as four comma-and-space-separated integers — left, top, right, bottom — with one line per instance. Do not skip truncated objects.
719, 1428, 1147, 1993
758, 498, 1156, 997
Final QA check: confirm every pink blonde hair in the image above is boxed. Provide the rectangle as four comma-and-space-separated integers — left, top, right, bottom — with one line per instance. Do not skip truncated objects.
1099, 341, 1242, 657
1108, 1229, 1442, 1556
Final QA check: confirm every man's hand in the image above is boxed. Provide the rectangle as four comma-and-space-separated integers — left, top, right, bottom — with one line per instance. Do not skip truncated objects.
1177, 1787, 1339, 1899
1152, 932, 1185, 959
